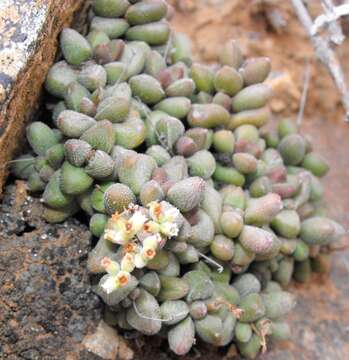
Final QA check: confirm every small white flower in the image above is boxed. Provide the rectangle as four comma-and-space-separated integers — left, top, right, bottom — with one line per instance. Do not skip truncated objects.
147, 202, 180, 238
123, 242, 141, 255
104, 229, 117, 242
163, 207, 180, 223
116, 271, 131, 287
121, 253, 136, 273
105, 211, 145, 246
101, 275, 119, 294
101, 257, 120, 275
134, 253, 147, 268
143, 233, 162, 250
104, 229, 129, 245
160, 222, 179, 237
144, 220, 160, 233
129, 211, 148, 234
100, 257, 132, 294
148, 201, 162, 221
141, 247, 157, 261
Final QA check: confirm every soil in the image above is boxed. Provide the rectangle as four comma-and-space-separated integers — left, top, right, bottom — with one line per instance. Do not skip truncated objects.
0, 182, 102, 359
1, 1, 349, 359
168, 0, 349, 123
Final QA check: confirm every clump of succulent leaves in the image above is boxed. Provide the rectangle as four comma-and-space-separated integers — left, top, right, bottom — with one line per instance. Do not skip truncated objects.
11, 0, 346, 358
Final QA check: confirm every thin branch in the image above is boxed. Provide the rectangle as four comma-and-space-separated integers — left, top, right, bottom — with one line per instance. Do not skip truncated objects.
312, 2, 349, 44
291, 0, 349, 122
198, 251, 224, 273
297, 59, 312, 129
163, 28, 174, 64
1, 158, 33, 169
132, 300, 188, 322
95, 184, 106, 194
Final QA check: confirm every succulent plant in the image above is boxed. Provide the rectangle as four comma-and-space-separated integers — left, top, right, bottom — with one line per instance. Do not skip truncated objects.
11, 1, 346, 358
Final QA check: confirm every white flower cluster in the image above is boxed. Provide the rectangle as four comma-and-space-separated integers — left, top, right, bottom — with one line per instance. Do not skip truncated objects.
100, 202, 180, 294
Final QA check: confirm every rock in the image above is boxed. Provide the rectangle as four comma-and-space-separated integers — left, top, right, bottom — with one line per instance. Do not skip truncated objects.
265, 71, 300, 113
83, 321, 134, 360
0, 182, 102, 359
0, 0, 89, 195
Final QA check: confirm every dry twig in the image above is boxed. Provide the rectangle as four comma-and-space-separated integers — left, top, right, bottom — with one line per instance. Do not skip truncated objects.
291, 0, 349, 121
313, 1, 349, 44
297, 59, 312, 128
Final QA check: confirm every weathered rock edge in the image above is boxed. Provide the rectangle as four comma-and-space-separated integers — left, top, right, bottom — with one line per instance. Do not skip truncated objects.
0, 0, 89, 196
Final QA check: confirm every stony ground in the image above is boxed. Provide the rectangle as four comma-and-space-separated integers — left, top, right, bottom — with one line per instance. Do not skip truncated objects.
1, 1, 349, 359
0, 182, 102, 359
168, 0, 349, 122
